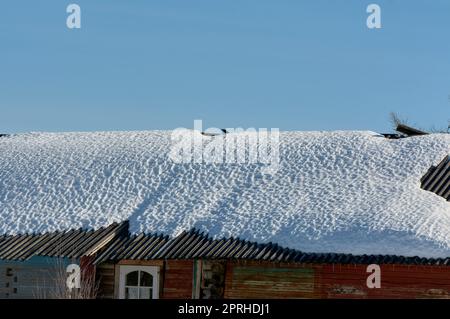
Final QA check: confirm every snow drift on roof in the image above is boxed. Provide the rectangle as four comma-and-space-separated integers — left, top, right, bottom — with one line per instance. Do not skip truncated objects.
0, 130, 449, 258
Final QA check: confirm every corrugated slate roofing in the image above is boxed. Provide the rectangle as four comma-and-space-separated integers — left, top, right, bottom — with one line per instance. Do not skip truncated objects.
92, 229, 450, 266
0, 222, 128, 261
421, 155, 450, 201
1, 222, 449, 266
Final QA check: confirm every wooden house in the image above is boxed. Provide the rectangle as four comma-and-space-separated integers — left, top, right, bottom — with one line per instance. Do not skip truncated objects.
92, 228, 450, 299
1, 222, 449, 299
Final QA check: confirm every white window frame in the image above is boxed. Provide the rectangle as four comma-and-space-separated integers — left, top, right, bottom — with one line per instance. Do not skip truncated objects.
118, 265, 160, 299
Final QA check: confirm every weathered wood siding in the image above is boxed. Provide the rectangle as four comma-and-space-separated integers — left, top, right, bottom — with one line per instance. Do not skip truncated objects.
224, 261, 316, 298
318, 264, 450, 299
224, 261, 450, 299
96, 263, 115, 299
161, 260, 193, 299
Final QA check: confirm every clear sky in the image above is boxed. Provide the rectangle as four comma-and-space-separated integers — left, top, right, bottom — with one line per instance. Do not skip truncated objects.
1, 0, 449, 133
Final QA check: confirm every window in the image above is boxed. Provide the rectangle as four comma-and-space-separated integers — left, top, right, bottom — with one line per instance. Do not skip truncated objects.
119, 266, 159, 299
124, 270, 152, 299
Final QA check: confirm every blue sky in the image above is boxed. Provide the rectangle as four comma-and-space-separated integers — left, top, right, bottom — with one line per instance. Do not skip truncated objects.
0, 0, 449, 133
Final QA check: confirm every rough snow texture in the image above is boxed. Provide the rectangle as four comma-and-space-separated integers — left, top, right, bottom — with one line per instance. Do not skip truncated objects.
0, 130, 449, 258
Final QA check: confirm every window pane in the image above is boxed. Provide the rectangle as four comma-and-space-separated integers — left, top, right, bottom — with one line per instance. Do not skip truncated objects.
140, 271, 153, 287
139, 288, 152, 299
126, 271, 139, 286
125, 287, 139, 299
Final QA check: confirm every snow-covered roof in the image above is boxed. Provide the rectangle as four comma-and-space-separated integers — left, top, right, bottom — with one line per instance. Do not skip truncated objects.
0, 130, 449, 258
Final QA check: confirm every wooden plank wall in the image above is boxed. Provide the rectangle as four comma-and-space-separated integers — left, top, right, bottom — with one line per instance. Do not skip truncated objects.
224, 261, 316, 298
95, 259, 450, 299
96, 263, 115, 299
319, 264, 450, 299
161, 260, 194, 299
224, 261, 450, 299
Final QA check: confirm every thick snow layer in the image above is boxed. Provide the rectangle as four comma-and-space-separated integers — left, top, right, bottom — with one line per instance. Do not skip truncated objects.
0, 130, 449, 258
